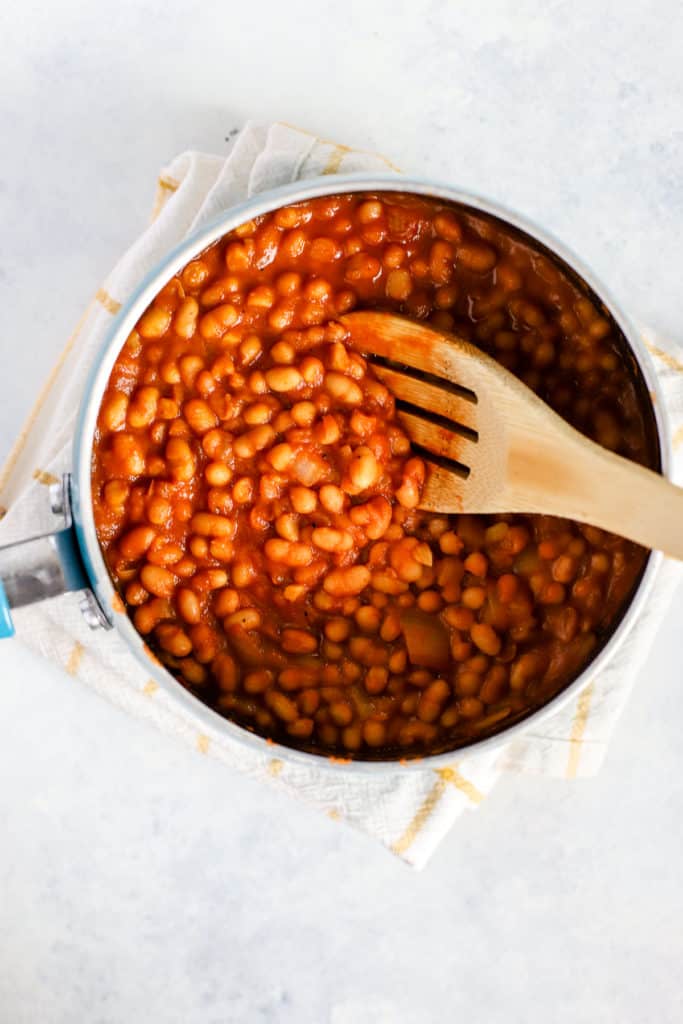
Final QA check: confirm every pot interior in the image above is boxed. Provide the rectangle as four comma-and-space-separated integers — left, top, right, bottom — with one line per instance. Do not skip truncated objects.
79, 180, 663, 767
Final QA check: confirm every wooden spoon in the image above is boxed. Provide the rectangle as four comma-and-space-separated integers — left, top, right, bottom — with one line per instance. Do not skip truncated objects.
341, 311, 683, 560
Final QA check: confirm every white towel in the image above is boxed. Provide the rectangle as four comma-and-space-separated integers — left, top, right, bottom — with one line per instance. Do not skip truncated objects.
1, 121, 681, 869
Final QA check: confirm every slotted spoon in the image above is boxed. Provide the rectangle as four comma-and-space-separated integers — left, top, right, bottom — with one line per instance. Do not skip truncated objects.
341, 311, 683, 560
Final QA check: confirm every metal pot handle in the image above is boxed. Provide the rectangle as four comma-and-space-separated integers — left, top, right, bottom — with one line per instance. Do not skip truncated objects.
0, 475, 110, 638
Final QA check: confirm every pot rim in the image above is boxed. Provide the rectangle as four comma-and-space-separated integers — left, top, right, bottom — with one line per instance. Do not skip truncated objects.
72, 172, 670, 772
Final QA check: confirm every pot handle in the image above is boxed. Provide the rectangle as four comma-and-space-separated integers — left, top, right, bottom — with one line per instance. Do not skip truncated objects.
0, 475, 110, 638
0, 581, 13, 638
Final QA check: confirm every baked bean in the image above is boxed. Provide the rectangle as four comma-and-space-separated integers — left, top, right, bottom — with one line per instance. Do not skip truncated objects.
140, 564, 177, 598
281, 629, 318, 654
266, 690, 298, 723
386, 268, 413, 301
346, 447, 380, 491
104, 479, 130, 509
156, 623, 193, 657
244, 669, 273, 694
199, 304, 239, 340
204, 461, 232, 488
265, 539, 314, 567
470, 622, 502, 657
119, 525, 156, 560
101, 392, 129, 431
214, 651, 239, 690
177, 588, 202, 625
267, 444, 295, 472
243, 401, 274, 426
192, 569, 229, 592
184, 399, 218, 435
134, 597, 172, 634
94, 191, 652, 760
312, 527, 353, 553
138, 308, 172, 339
191, 513, 234, 538
125, 581, 148, 606
324, 372, 363, 405
290, 485, 318, 514
173, 297, 199, 339
226, 608, 262, 631
290, 401, 317, 427
109, 434, 146, 478
323, 565, 371, 597
165, 437, 195, 482
234, 425, 276, 458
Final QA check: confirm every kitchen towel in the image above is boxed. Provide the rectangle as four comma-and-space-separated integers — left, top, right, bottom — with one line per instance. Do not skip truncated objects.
1, 121, 681, 869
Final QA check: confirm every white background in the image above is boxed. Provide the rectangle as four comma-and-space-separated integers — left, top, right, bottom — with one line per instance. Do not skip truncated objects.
2, 2, 683, 1021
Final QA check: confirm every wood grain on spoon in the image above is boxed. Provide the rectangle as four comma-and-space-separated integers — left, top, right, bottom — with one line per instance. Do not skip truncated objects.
341, 311, 683, 561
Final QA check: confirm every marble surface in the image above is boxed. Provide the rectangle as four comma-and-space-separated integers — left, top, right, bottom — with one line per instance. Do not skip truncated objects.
2, 1, 683, 1020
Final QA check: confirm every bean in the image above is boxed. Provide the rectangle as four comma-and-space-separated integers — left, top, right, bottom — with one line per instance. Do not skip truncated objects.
346, 447, 380, 491
140, 564, 177, 598
281, 629, 318, 654
177, 588, 202, 625
110, 434, 145, 477
470, 622, 502, 657
234, 425, 276, 458
462, 586, 486, 610
266, 691, 298, 723
205, 461, 232, 487
138, 308, 172, 339
199, 304, 239, 339
192, 569, 229, 592
226, 608, 262, 630
156, 623, 192, 657
386, 268, 413, 301
265, 366, 303, 392
457, 242, 497, 273
363, 720, 386, 747
101, 392, 129, 431
119, 525, 156, 560
264, 539, 314, 567
134, 597, 172, 634
312, 527, 353, 552
166, 437, 195, 483
324, 372, 363, 405
288, 485, 317, 514
173, 297, 199, 339
191, 513, 235, 537
244, 401, 275, 425
244, 669, 273, 694
102, 481, 129, 509
267, 443, 295, 472
323, 565, 371, 597
213, 588, 240, 617
214, 651, 239, 691
184, 399, 218, 435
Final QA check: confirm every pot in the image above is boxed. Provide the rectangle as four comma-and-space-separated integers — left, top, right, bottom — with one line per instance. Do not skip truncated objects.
0, 174, 669, 769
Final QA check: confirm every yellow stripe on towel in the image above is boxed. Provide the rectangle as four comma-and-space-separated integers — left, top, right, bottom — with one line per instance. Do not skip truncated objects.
95, 288, 122, 315
644, 339, 683, 374
65, 641, 84, 676
33, 469, 60, 486
278, 122, 402, 173
390, 776, 449, 856
322, 144, 351, 175
566, 682, 595, 778
438, 765, 486, 804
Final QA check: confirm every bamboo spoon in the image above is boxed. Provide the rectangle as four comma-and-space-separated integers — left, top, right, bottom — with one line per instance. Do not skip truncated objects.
341, 311, 683, 560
